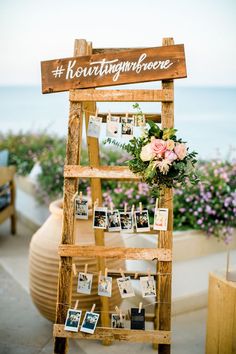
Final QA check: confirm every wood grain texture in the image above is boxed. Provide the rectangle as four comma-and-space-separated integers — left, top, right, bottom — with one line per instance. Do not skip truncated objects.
83, 41, 111, 342
0, 166, 16, 186
155, 37, 174, 354
58, 245, 172, 261
206, 272, 236, 354
54, 39, 86, 354
69, 89, 173, 102
93, 47, 146, 54
53, 325, 171, 344
64, 165, 139, 180
41, 44, 186, 93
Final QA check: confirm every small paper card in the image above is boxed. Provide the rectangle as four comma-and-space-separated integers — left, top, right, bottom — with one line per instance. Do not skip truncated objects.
106, 116, 121, 138
117, 276, 135, 298
107, 209, 121, 232
98, 275, 112, 297
111, 313, 125, 329
93, 207, 108, 229
130, 308, 145, 330
77, 272, 93, 294
140, 276, 156, 297
80, 311, 100, 334
75, 196, 89, 220
119, 212, 134, 233
87, 115, 102, 138
64, 309, 82, 332
153, 208, 169, 231
121, 117, 134, 138
134, 210, 150, 232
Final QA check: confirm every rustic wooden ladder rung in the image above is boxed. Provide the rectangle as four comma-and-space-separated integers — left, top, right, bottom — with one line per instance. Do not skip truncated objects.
64, 165, 139, 179
53, 325, 171, 344
54, 37, 174, 354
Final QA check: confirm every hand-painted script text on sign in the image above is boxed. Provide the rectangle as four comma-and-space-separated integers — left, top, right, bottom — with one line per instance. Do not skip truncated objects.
41, 45, 186, 93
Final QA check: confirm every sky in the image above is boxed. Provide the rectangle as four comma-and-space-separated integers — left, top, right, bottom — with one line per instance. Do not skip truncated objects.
0, 0, 235, 87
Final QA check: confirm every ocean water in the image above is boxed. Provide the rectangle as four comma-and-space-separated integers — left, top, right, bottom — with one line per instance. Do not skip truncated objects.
0, 85, 235, 159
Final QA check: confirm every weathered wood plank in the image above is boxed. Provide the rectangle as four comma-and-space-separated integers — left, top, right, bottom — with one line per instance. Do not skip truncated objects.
58, 245, 172, 261
69, 89, 173, 102
93, 47, 146, 54
0, 166, 15, 186
64, 165, 139, 179
155, 37, 174, 354
83, 41, 111, 343
41, 44, 187, 93
54, 39, 86, 354
53, 325, 171, 344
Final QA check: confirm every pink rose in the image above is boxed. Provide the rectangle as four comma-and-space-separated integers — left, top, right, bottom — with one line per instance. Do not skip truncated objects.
151, 139, 167, 157
174, 143, 187, 160
165, 150, 178, 162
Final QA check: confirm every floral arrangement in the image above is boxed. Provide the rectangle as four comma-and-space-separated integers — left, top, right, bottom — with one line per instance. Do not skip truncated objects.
106, 119, 198, 195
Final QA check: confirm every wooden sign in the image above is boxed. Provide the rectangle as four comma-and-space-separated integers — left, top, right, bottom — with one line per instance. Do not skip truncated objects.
41, 44, 187, 93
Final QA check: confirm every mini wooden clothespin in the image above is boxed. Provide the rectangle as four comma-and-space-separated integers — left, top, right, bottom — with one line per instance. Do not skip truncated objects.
134, 272, 139, 279
94, 198, 99, 208
91, 304, 96, 313
74, 299, 79, 310
95, 108, 98, 117
72, 191, 78, 202
84, 263, 88, 275
139, 202, 143, 214
110, 202, 114, 213
79, 191, 83, 202
115, 306, 123, 321
147, 268, 151, 280
98, 270, 102, 281
108, 110, 111, 120
125, 112, 129, 118
119, 268, 125, 278
104, 267, 108, 277
155, 198, 159, 211
131, 204, 135, 214
72, 263, 77, 277
124, 202, 128, 214
138, 302, 143, 314
127, 309, 131, 320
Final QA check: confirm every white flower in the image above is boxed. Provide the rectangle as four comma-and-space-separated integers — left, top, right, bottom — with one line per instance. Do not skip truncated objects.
140, 143, 155, 161
156, 159, 171, 174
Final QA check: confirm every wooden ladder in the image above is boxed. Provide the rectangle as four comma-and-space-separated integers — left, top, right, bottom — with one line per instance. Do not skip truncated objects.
53, 38, 174, 354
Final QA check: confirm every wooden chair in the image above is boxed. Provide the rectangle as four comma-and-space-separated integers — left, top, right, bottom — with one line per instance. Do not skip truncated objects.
0, 165, 16, 234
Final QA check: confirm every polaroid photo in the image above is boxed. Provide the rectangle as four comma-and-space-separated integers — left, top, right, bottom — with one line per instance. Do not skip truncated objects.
106, 116, 121, 138
121, 117, 134, 138
98, 275, 112, 297
64, 309, 82, 332
107, 210, 121, 232
111, 313, 125, 329
119, 212, 134, 233
93, 207, 108, 229
134, 210, 150, 232
134, 114, 146, 127
77, 272, 93, 295
87, 115, 102, 138
80, 311, 100, 334
140, 276, 156, 298
153, 208, 169, 231
75, 196, 89, 220
130, 308, 145, 330
117, 276, 135, 298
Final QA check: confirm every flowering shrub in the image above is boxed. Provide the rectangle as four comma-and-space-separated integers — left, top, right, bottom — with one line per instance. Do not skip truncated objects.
174, 160, 236, 243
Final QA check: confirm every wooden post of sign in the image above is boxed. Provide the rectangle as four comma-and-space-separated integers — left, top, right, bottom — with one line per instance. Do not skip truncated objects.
154, 37, 174, 353
83, 41, 111, 345
53, 39, 86, 354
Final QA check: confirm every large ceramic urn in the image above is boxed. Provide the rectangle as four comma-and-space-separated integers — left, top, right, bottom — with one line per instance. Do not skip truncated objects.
29, 199, 124, 322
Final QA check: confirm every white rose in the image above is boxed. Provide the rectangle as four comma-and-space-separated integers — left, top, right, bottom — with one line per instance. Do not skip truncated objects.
140, 143, 155, 161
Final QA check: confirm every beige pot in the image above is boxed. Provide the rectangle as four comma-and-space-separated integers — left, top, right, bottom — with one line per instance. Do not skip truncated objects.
29, 199, 124, 322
